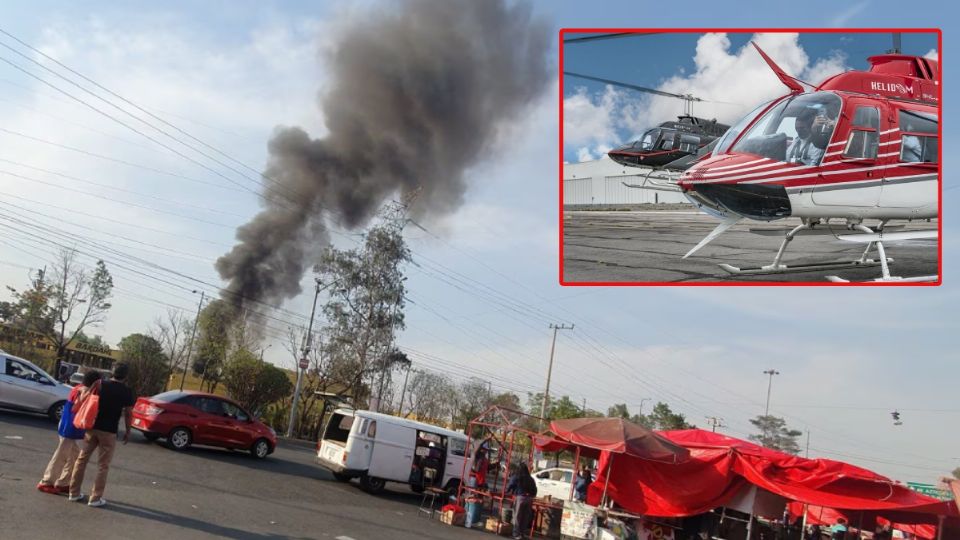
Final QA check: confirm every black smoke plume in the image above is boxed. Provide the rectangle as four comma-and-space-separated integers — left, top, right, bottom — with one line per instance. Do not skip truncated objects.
216, 0, 551, 310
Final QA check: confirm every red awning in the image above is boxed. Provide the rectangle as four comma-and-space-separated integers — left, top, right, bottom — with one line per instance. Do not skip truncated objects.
549, 417, 690, 464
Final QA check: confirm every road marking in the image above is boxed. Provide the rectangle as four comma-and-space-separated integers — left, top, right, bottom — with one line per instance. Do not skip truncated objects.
335, 536, 356, 540
3, 435, 23, 440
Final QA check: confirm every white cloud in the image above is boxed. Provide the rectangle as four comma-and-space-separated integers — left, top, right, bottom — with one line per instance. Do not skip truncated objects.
924, 48, 938, 60
827, 0, 869, 27
563, 33, 850, 159
576, 147, 594, 162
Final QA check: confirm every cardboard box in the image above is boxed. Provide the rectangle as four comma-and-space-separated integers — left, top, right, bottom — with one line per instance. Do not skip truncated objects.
484, 517, 513, 536
440, 510, 465, 526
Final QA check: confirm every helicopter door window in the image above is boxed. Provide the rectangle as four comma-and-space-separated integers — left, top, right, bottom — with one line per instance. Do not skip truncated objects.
842, 106, 880, 160
898, 109, 938, 164
900, 135, 937, 164
679, 134, 700, 154
658, 136, 674, 151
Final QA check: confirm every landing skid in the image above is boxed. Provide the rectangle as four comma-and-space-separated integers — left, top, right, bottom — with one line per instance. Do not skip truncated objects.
718, 258, 891, 276
826, 275, 938, 283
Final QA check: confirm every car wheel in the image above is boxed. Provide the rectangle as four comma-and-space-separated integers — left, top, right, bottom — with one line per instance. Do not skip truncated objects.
250, 438, 271, 459
360, 473, 386, 494
167, 427, 192, 451
332, 472, 353, 483
143, 432, 160, 442
48, 401, 66, 422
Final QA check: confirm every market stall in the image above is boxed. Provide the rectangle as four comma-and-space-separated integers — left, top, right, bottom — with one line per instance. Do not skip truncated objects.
537, 417, 692, 540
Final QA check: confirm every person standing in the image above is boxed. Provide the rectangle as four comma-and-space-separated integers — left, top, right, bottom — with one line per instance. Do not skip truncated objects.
37, 371, 102, 494
68, 362, 136, 508
573, 466, 592, 502
505, 463, 537, 540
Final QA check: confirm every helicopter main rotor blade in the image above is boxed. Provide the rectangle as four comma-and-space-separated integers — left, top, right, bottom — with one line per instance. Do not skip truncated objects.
563, 32, 660, 44
563, 71, 699, 101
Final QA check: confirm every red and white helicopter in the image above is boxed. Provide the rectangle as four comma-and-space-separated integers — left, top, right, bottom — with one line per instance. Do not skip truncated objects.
674, 42, 939, 282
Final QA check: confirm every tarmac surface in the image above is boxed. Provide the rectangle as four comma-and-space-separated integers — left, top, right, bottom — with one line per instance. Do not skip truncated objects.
562, 208, 939, 283
0, 410, 483, 540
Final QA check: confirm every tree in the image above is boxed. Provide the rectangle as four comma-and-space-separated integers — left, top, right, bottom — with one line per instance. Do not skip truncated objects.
489, 392, 522, 411
526, 393, 586, 423
315, 217, 412, 405
3, 268, 55, 332
646, 402, 692, 431
222, 349, 293, 416
119, 333, 170, 397
749, 415, 803, 454
151, 309, 194, 379
450, 378, 493, 429
404, 370, 453, 423
192, 299, 232, 391
607, 403, 631, 419
12, 250, 114, 379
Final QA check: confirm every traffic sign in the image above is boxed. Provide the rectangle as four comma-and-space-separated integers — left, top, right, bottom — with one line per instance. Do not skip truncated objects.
907, 482, 952, 501
299, 358, 309, 370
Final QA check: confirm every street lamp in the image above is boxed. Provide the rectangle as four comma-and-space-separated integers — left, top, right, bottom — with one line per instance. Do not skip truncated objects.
637, 398, 651, 417
259, 344, 272, 363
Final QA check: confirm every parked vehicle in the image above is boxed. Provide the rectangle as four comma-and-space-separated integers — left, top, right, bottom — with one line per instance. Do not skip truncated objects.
317, 409, 470, 495
533, 467, 575, 500
130, 390, 276, 459
0, 351, 71, 420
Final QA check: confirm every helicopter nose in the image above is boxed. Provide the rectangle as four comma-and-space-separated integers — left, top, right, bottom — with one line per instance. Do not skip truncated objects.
680, 178, 792, 221
607, 148, 641, 167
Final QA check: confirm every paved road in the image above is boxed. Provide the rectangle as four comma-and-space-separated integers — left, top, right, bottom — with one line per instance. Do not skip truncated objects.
0, 410, 480, 540
563, 210, 939, 283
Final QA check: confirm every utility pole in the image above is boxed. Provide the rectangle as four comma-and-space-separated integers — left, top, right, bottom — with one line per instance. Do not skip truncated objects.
398, 364, 412, 416
539, 323, 574, 428
763, 369, 780, 416
705, 416, 726, 433
179, 290, 205, 392
805, 430, 810, 458
287, 279, 322, 438
582, 398, 587, 415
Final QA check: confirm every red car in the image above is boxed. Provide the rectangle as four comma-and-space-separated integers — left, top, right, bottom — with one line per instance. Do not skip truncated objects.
131, 390, 276, 459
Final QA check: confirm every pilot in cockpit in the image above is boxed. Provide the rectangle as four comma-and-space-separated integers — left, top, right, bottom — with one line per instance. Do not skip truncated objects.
786, 108, 833, 166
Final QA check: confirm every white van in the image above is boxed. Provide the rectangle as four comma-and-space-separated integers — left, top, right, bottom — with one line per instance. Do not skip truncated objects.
317, 409, 470, 494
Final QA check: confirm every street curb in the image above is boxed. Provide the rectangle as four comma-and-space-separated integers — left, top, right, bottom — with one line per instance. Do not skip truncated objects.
278, 436, 316, 451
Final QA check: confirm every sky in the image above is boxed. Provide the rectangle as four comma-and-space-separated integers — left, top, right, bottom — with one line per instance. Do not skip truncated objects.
0, 0, 956, 485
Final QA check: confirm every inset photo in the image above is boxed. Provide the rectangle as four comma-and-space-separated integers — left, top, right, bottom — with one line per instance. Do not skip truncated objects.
561, 30, 940, 284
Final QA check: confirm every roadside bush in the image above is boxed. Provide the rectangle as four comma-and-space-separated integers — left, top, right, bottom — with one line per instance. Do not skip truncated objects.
222, 349, 293, 416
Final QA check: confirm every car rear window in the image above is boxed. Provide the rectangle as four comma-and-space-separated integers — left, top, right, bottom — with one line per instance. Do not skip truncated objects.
152, 391, 188, 402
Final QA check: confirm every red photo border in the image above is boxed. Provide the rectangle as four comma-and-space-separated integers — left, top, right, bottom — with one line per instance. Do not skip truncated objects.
558, 28, 943, 287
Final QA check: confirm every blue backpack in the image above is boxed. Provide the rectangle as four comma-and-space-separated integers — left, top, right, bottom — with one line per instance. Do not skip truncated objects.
58, 395, 85, 440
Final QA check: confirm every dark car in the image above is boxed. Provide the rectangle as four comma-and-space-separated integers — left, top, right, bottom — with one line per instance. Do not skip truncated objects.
131, 390, 276, 459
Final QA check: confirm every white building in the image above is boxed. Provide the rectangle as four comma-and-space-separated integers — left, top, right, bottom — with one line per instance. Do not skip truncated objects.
562, 157, 688, 206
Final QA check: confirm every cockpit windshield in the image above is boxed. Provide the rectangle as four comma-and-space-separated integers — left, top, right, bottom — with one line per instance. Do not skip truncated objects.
713, 99, 775, 156
731, 93, 842, 166
634, 128, 660, 151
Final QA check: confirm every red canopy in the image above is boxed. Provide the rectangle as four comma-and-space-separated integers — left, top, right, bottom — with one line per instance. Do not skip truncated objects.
549, 417, 690, 464
584, 428, 959, 526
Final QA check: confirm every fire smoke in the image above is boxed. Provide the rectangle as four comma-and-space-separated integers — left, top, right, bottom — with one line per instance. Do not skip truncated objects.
215, 0, 551, 310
